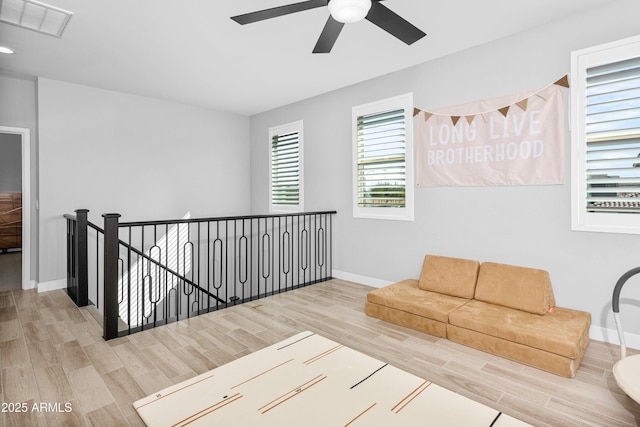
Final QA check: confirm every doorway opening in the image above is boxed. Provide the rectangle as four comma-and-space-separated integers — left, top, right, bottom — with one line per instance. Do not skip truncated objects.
0, 126, 31, 290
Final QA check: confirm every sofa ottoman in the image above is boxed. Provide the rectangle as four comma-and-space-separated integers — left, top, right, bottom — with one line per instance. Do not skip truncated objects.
364, 256, 592, 377
447, 262, 591, 377
365, 279, 472, 337
365, 255, 480, 338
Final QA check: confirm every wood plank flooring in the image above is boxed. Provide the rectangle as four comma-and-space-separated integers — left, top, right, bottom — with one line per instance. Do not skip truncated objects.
0, 279, 639, 426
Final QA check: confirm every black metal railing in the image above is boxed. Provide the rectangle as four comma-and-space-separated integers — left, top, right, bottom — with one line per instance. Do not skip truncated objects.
65, 210, 106, 311
65, 209, 89, 307
65, 210, 336, 339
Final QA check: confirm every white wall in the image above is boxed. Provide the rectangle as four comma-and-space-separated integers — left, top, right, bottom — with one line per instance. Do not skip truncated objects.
250, 0, 640, 342
38, 78, 250, 284
0, 73, 38, 281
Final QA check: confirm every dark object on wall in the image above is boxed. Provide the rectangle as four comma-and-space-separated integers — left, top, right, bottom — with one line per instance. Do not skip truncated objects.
0, 193, 21, 251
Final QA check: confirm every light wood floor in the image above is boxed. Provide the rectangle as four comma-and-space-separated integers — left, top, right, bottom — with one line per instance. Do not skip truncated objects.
1, 279, 639, 426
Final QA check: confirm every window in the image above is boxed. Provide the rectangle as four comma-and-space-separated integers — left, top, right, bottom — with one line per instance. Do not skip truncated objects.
269, 121, 304, 212
352, 93, 414, 221
571, 35, 640, 234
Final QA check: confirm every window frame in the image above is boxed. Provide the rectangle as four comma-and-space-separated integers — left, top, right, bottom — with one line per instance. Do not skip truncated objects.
571, 35, 640, 234
352, 93, 415, 221
268, 120, 304, 213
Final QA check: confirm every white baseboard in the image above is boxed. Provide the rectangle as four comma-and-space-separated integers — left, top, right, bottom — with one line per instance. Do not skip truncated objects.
590, 325, 640, 350
23, 279, 37, 290
332, 269, 392, 288
37, 278, 66, 293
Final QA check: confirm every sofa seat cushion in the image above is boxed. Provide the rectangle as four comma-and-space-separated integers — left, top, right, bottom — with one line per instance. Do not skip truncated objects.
367, 279, 471, 323
365, 302, 448, 338
474, 262, 556, 315
418, 255, 480, 298
447, 325, 586, 378
448, 300, 591, 359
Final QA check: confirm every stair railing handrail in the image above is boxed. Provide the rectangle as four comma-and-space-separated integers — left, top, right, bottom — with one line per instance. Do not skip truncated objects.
65, 210, 227, 315
75, 213, 228, 305
117, 210, 338, 227
64, 210, 89, 307
91, 219, 224, 303
66, 209, 337, 340
108, 211, 338, 311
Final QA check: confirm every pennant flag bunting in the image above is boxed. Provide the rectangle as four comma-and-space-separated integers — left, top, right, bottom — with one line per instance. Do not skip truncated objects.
554, 75, 570, 88
414, 81, 566, 187
535, 93, 548, 102
516, 98, 528, 111
413, 74, 569, 124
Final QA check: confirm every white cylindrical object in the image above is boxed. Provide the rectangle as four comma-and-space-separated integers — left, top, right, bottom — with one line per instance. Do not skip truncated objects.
328, 0, 372, 24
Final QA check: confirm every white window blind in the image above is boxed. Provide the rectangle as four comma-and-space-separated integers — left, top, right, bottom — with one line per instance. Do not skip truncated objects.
357, 108, 406, 208
571, 35, 640, 233
269, 121, 304, 212
586, 56, 640, 213
352, 93, 414, 221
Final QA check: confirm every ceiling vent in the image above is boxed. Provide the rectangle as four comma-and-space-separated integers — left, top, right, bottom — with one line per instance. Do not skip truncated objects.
0, 0, 73, 38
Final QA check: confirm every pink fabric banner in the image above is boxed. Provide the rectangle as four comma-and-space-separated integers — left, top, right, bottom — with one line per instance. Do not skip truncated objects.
415, 84, 565, 186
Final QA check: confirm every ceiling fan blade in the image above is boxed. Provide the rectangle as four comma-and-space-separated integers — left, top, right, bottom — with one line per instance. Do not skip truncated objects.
231, 0, 328, 25
365, 1, 426, 45
313, 16, 345, 53
313, 16, 344, 53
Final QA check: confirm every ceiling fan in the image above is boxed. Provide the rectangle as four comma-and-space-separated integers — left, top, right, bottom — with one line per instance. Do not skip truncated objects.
230, 0, 426, 54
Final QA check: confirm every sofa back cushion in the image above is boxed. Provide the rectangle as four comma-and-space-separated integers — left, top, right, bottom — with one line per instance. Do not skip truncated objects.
418, 255, 480, 298
474, 262, 556, 315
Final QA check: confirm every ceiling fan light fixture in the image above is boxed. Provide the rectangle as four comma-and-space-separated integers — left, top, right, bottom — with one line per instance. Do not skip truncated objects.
328, 0, 371, 24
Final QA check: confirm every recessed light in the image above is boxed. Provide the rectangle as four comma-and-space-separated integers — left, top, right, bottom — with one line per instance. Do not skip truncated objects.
0, 46, 15, 54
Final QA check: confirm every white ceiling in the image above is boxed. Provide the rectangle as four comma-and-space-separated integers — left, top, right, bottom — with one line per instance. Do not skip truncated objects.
0, 0, 621, 116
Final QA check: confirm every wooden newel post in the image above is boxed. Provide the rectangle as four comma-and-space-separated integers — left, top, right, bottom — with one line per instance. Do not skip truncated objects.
75, 209, 89, 307
102, 213, 121, 340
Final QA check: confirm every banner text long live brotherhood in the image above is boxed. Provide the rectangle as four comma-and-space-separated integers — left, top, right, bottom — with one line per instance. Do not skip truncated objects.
415, 84, 564, 186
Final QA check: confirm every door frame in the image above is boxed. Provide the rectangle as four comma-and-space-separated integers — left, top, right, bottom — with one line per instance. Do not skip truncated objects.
0, 126, 31, 290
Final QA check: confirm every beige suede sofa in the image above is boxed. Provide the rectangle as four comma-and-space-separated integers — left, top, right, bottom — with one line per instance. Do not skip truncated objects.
365, 255, 591, 378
